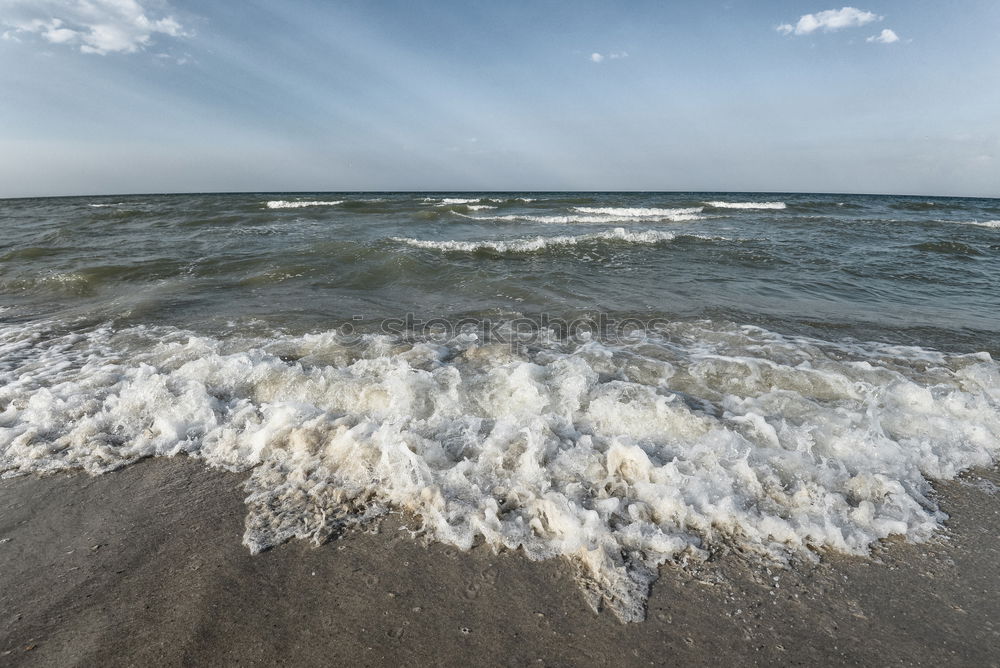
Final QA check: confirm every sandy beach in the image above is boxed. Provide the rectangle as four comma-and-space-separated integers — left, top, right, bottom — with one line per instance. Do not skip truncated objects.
1, 457, 997, 667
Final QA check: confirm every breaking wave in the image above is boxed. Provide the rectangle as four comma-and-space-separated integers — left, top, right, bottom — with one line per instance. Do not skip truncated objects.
573, 207, 704, 217
704, 201, 787, 210
1, 320, 998, 622
265, 200, 344, 209
393, 228, 679, 253
431, 198, 481, 205
426, 197, 537, 206
462, 210, 703, 224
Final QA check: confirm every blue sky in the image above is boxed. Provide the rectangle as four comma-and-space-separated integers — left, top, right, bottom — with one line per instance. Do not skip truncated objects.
1, 0, 998, 197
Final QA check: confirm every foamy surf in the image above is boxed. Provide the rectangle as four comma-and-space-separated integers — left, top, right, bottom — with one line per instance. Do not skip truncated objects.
704, 201, 787, 210
573, 207, 704, 217
1, 319, 997, 622
431, 198, 482, 205
464, 211, 703, 224
393, 228, 678, 253
265, 200, 344, 209
426, 197, 534, 206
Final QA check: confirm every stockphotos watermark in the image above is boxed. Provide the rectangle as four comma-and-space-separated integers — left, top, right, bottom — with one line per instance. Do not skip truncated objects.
333, 313, 673, 347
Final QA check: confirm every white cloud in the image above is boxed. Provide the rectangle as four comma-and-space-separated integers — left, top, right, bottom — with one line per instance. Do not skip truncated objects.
867, 28, 900, 44
0, 0, 186, 55
777, 7, 881, 36
590, 51, 627, 63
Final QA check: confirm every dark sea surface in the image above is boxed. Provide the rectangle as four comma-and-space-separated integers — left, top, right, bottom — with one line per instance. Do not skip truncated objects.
2, 192, 998, 620
1, 192, 998, 348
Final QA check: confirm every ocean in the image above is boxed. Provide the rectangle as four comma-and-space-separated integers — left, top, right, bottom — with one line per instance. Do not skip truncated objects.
1, 191, 998, 621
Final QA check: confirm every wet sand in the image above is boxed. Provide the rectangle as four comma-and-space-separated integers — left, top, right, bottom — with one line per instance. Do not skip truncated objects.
1, 457, 998, 667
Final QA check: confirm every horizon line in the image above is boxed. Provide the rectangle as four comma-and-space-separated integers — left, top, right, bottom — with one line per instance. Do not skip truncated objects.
2, 189, 998, 202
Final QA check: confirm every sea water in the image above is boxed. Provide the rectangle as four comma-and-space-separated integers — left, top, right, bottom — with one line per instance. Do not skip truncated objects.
1, 192, 998, 621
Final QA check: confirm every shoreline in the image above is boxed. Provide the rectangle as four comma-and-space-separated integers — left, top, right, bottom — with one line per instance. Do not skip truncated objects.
2, 457, 998, 666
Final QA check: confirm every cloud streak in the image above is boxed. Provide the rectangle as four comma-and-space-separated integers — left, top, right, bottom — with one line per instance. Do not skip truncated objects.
1, 0, 185, 55
777, 7, 880, 36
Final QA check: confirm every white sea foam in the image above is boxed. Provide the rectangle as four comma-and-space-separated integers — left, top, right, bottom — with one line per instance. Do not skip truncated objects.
394, 228, 678, 253
1, 321, 998, 622
426, 197, 535, 205
87, 203, 124, 208
433, 198, 482, 205
704, 201, 787, 210
467, 211, 703, 224
963, 220, 1000, 229
573, 207, 703, 217
467, 205, 497, 211
265, 200, 344, 209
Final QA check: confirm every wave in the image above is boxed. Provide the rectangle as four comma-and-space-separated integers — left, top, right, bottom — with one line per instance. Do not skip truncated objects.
0, 246, 65, 262
337, 200, 400, 214
431, 198, 481, 205
786, 201, 865, 213
962, 220, 1000, 229
463, 211, 703, 224
265, 200, 344, 209
1, 271, 95, 295
573, 207, 704, 217
2, 320, 997, 622
911, 240, 983, 256
428, 197, 535, 207
393, 228, 678, 253
703, 201, 787, 210
890, 201, 949, 212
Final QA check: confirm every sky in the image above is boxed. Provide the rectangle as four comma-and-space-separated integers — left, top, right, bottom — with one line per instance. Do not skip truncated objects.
1, 0, 998, 198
